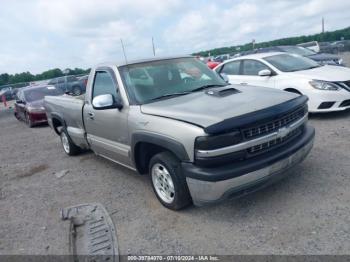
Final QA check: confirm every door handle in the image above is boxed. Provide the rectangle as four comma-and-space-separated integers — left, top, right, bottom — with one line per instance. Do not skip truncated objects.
240, 82, 248, 85
87, 112, 94, 120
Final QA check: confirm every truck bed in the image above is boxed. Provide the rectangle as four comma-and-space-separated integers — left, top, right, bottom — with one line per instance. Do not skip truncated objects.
44, 94, 89, 149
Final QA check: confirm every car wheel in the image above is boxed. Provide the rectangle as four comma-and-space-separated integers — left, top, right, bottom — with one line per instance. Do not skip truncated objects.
149, 152, 192, 210
25, 112, 34, 128
60, 129, 81, 156
72, 86, 82, 96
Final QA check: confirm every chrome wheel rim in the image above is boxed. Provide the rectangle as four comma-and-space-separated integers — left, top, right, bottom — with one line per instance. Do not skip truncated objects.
151, 163, 175, 204
61, 132, 70, 154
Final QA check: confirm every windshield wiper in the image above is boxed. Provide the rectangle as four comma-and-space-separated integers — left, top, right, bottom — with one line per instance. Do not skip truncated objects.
190, 84, 228, 93
147, 92, 191, 102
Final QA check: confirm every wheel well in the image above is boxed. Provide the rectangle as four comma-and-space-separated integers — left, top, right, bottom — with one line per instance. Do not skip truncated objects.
52, 117, 63, 134
134, 142, 173, 174
284, 88, 302, 95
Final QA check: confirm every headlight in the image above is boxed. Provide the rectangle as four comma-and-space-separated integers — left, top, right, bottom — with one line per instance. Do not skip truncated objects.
195, 130, 242, 151
27, 106, 45, 113
309, 80, 340, 91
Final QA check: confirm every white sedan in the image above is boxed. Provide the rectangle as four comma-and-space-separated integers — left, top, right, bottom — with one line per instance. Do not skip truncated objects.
214, 52, 350, 112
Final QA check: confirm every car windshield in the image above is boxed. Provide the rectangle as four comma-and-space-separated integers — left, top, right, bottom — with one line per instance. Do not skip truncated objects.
23, 86, 64, 102
279, 46, 316, 56
119, 57, 227, 104
263, 54, 321, 72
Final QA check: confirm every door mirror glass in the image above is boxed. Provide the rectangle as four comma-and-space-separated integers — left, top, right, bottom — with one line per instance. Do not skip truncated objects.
220, 73, 229, 83
92, 94, 122, 110
258, 69, 272, 76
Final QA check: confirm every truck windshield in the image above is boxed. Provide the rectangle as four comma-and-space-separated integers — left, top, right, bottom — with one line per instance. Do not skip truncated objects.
264, 54, 321, 72
119, 57, 227, 104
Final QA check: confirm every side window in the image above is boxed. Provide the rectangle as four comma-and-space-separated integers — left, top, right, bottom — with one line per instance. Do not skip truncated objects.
67, 76, 77, 82
92, 71, 118, 99
57, 77, 65, 84
242, 60, 269, 76
48, 78, 57, 85
220, 61, 241, 75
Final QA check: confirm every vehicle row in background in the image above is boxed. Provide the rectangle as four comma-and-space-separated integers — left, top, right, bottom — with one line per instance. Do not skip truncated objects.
214, 52, 350, 112
48, 75, 87, 96
14, 85, 64, 127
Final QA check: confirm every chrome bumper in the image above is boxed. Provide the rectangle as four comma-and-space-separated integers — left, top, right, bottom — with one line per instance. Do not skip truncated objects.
186, 138, 314, 206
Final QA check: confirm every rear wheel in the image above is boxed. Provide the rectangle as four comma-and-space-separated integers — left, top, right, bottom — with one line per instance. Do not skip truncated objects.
72, 86, 82, 96
60, 129, 80, 156
149, 152, 192, 210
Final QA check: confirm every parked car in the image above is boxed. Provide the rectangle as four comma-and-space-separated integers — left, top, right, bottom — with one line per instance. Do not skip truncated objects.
48, 75, 86, 96
196, 56, 220, 69
214, 52, 350, 112
297, 41, 320, 53
45, 56, 315, 210
0, 87, 14, 100
14, 85, 64, 127
254, 46, 343, 66
213, 54, 231, 63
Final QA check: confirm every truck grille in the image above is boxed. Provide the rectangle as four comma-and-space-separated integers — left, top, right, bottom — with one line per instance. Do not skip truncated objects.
243, 106, 306, 139
248, 127, 302, 154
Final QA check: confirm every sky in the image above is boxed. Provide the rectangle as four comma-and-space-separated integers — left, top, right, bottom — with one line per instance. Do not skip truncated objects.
0, 0, 350, 74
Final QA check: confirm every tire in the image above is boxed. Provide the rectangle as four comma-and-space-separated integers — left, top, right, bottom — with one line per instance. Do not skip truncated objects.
72, 86, 82, 96
149, 152, 192, 210
60, 128, 81, 156
25, 112, 34, 128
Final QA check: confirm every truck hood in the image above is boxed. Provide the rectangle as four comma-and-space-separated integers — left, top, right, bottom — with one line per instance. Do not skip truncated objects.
288, 65, 350, 81
141, 85, 298, 128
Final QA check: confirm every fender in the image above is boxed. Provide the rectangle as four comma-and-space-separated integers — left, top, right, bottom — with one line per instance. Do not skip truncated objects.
131, 132, 190, 167
50, 112, 67, 135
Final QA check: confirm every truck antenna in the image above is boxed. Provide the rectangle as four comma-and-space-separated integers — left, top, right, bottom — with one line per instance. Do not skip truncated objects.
120, 38, 128, 64
152, 37, 156, 56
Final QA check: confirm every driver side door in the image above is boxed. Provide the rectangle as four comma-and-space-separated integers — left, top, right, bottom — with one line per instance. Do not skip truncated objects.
83, 69, 132, 167
238, 59, 276, 89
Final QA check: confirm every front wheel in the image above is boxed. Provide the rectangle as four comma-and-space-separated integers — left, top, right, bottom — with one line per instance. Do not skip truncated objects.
60, 129, 80, 156
149, 152, 192, 210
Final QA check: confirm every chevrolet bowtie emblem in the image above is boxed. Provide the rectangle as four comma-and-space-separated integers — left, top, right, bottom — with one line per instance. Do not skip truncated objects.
276, 127, 290, 139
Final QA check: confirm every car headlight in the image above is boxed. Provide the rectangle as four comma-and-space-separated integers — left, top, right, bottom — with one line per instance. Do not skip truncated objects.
27, 106, 45, 113
309, 80, 340, 91
195, 130, 242, 151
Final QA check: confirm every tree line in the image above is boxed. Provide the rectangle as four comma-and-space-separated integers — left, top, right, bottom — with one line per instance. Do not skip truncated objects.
193, 26, 350, 57
0, 68, 90, 87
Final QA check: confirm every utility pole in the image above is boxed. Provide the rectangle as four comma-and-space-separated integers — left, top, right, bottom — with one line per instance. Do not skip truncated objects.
322, 17, 325, 34
152, 37, 156, 56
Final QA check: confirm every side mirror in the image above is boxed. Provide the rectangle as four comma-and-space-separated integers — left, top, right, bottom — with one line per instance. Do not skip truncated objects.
258, 69, 272, 77
92, 94, 122, 110
220, 73, 229, 83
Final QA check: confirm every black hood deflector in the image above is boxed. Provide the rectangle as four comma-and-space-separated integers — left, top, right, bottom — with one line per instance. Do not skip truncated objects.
204, 95, 308, 135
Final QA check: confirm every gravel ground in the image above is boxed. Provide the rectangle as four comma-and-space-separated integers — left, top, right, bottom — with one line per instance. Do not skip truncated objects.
0, 106, 350, 256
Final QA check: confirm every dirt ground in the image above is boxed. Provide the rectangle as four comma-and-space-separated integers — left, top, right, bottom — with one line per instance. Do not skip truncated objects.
0, 104, 350, 256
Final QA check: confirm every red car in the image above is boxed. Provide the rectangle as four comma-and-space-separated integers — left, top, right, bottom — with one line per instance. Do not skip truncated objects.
14, 85, 64, 127
206, 61, 220, 69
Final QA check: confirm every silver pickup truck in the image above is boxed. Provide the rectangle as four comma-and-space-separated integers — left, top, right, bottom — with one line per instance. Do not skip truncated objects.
44, 56, 315, 210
